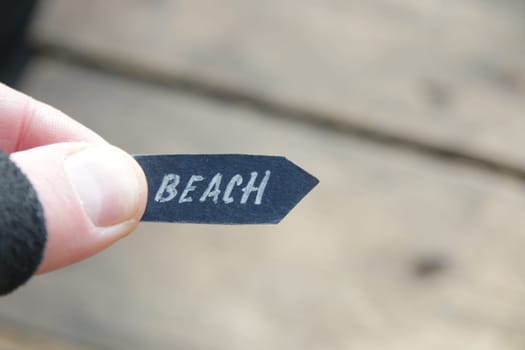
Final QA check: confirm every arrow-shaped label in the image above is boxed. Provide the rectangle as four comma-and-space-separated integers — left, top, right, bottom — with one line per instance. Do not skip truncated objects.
133, 154, 319, 224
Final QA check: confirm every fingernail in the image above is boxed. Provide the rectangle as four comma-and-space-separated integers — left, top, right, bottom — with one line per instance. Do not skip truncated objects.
65, 145, 146, 227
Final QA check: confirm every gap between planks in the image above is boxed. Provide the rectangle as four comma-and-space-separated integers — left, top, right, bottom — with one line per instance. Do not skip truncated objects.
28, 42, 525, 185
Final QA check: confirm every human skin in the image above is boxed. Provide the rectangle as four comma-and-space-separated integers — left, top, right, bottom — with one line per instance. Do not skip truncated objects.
0, 83, 148, 273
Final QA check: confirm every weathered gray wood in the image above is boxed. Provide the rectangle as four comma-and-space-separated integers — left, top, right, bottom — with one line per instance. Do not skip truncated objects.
31, 0, 525, 167
1, 59, 525, 349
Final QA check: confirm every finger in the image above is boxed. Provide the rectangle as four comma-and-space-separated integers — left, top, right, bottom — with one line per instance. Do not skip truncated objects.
10, 142, 148, 273
0, 83, 106, 153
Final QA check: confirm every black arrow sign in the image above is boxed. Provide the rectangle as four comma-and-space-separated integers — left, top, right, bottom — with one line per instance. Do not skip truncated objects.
133, 154, 319, 224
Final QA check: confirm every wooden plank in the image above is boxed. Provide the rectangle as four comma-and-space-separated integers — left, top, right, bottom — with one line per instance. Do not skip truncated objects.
30, 0, 525, 168
1, 58, 525, 349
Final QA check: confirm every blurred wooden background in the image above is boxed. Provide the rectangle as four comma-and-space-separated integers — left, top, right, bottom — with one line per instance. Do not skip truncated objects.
1, 1, 525, 349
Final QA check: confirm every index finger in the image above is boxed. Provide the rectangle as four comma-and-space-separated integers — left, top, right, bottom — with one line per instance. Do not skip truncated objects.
0, 83, 106, 153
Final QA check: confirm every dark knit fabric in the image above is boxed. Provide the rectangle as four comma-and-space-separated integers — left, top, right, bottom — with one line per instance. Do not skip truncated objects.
0, 150, 46, 295
0, 0, 39, 86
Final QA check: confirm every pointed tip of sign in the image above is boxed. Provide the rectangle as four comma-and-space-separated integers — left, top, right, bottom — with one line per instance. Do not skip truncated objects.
286, 157, 320, 188
267, 157, 319, 224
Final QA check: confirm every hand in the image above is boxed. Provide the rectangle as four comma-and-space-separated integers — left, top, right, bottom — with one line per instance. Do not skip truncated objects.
0, 83, 148, 274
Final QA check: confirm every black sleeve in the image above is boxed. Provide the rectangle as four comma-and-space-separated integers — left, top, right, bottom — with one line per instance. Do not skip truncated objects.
0, 150, 46, 295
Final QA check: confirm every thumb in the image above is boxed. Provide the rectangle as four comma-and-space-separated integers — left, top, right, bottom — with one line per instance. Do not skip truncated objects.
10, 142, 148, 273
